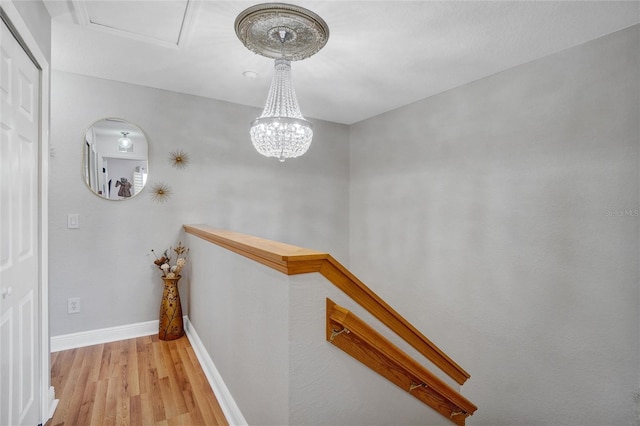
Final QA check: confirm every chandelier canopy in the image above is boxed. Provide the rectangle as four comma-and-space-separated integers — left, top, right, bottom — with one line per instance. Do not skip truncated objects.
235, 3, 329, 162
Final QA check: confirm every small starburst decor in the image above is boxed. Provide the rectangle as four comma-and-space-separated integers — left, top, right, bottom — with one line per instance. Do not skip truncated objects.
169, 149, 190, 169
150, 182, 172, 203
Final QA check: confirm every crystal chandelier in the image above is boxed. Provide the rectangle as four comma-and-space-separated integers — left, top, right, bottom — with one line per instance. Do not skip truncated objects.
235, 3, 329, 162
250, 55, 313, 162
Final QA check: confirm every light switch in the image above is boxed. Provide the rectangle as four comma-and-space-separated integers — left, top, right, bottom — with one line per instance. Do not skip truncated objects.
67, 213, 79, 229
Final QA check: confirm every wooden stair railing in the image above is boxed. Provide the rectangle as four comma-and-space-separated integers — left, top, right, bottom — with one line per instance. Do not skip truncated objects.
326, 299, 477, 425
184, 224, 471, 385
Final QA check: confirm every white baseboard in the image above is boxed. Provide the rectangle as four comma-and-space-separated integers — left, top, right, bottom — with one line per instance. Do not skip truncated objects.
47, 386, 59, 421
50, 319, 159, 352
184, 317, 247, 426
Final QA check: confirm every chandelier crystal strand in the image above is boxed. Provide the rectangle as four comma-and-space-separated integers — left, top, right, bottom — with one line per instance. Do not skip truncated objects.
250, 58, 313, 162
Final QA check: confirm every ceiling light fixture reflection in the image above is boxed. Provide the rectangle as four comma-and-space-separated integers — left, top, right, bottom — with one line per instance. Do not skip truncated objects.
118, 131, 133, 151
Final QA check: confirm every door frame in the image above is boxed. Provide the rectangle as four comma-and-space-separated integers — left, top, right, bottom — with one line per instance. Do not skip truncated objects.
0, 1, 52, 423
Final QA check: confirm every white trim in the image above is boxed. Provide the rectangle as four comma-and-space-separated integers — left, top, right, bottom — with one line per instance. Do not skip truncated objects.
70, 0, 90, 26
177, 0, 200, 47
184, 317, 248, 426
0, 1, 52, 424
47, 386, 58, 420
50, 320, 158, 352
70, 0, 197, 49
39, 37, 51, 426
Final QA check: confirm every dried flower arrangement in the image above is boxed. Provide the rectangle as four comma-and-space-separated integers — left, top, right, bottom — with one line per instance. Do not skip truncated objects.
151, 241, 189, 278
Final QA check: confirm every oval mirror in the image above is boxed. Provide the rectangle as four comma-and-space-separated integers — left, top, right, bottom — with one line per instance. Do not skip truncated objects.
83, 118, 149, 200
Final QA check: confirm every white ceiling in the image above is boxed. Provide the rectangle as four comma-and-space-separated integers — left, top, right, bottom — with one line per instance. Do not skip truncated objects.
44, 1, 640, 125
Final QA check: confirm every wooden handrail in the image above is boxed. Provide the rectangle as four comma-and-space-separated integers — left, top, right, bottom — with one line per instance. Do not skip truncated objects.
184, 224, 471, 385
326, 299, 477, 425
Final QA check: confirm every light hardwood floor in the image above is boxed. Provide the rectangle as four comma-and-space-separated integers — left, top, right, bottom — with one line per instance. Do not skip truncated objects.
46, 334, 228, 426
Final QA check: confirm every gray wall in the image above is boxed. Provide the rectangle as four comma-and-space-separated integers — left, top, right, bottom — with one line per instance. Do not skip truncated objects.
349, 25, 639, 425
48, 20, 639, 426
49, 71, 349, 336
186, 231, 450, 425
187, 234, 291, 425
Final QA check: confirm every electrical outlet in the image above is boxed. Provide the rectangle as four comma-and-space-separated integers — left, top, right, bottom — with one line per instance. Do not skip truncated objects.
68, 297, 80, 314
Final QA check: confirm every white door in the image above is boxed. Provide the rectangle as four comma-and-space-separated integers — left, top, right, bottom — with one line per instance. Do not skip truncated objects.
0, 15, 41, 426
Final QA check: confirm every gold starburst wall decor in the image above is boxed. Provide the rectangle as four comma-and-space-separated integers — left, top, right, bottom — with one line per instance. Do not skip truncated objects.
169, 149, 190, 169
150, 182, 172, 203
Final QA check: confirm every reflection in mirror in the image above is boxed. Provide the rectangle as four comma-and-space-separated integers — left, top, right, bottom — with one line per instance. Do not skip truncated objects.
83, 118, 149, 200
